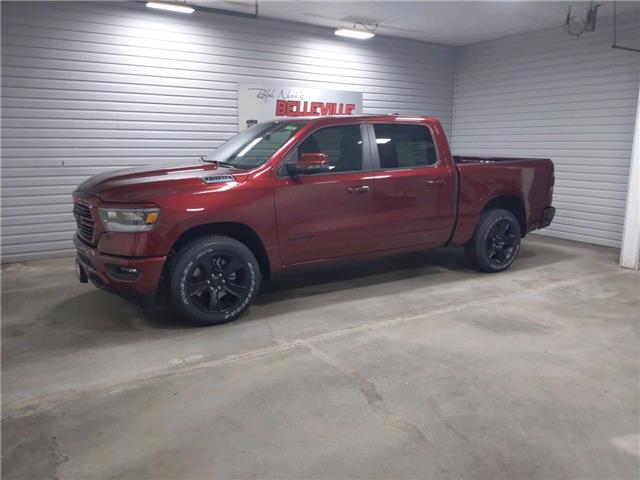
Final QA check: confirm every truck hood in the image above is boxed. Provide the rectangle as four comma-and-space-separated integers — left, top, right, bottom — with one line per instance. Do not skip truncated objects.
76, 162, 250, 203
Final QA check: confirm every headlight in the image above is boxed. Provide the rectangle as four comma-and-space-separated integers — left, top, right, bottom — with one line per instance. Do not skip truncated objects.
98, 207, 160, 232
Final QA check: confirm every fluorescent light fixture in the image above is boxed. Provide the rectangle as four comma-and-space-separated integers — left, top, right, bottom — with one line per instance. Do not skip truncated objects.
334, 28, 374, 40
146, 2, 194, 14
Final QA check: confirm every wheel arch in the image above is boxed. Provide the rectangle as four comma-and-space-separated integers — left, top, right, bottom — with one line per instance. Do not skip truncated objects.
166, 222, 272, 280
482, 196, 526, 237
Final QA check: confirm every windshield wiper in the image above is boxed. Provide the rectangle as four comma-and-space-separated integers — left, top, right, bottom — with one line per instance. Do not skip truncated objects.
215, 161, 236, 168
200, 156, 234, 167
200, 156, 242, 169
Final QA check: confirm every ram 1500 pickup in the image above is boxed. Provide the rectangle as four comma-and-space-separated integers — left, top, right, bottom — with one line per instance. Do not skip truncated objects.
73, 115, 555, 325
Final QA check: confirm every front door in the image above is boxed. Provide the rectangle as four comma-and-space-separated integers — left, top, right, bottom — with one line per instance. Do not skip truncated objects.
369, 123, 456, 251
274, 124, 374, 265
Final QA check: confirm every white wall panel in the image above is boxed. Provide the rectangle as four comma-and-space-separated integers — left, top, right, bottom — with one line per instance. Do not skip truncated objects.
1, 1, 455, 262
452, 10, 640, 247
4, 1, 636, 261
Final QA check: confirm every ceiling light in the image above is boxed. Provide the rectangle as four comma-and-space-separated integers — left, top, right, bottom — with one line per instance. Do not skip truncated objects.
146, 2, 194, 14
334, 28, 375, 40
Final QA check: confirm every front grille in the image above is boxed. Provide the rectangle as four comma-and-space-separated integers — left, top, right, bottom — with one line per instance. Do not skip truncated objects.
73, 201, 95, 244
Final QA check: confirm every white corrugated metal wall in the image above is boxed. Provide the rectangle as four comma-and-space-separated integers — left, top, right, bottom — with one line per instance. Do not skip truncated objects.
2, 2, 639, 261
1, 1, 455, 262
451, 10, 640, 248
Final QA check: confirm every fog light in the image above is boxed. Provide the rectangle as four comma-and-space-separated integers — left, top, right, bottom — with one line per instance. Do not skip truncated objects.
107, 265, 139, 281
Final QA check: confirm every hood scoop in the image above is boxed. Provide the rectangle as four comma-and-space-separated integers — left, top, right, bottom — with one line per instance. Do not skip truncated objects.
201, 174, 236, 184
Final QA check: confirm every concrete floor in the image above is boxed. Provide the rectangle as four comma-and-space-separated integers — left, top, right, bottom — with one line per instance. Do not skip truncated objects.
1, 236, 638, 479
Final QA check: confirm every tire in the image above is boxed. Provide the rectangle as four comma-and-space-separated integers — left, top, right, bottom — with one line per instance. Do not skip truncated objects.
168, 235, 261, 325
464, 209, 521, 273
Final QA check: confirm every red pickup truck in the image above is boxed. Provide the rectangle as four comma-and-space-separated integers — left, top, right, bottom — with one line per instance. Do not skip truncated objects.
73, 115, 555, 325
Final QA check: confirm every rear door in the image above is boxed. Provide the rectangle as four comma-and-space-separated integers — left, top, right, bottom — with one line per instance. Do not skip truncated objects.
368, 122, 456, 251
274, 123, 375, 265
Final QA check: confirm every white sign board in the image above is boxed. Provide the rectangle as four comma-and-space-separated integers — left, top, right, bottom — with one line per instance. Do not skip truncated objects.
239, 84, 363, 130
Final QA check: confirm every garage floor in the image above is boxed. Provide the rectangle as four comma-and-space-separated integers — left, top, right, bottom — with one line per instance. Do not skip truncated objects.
2, 236, 638, 479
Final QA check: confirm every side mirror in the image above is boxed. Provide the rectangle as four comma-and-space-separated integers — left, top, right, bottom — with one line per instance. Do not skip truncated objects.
286, 152, 331, 176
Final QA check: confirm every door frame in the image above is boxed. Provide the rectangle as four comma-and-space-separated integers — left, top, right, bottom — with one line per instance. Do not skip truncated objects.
361, 122, 442, 171
274, 123, 375, 178
270, 121, 378, 266
362, 121, 457, 250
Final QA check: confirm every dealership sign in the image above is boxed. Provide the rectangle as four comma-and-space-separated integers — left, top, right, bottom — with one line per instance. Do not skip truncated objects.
239, 84, 363, 129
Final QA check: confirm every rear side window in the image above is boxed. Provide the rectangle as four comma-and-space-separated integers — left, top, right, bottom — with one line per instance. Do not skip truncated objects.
373, 124, 437, 169
297, 125, 363, 172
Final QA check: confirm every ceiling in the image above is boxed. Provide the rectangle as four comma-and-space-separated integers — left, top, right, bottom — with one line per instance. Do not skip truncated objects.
191, 1, 638, 46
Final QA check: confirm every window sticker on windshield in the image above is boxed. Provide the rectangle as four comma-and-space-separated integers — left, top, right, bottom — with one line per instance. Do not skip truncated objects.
284, 125, 299, 132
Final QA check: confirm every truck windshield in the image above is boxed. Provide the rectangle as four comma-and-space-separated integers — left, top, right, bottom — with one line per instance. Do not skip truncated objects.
202, 121, 307, 169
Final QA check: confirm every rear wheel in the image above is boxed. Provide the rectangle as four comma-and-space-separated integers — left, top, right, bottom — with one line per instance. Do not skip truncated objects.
465, 209, 521, 273
168, 236, 261, 325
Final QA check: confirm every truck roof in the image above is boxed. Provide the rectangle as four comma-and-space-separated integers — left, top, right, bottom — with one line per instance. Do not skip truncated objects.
280, 114, 437, 123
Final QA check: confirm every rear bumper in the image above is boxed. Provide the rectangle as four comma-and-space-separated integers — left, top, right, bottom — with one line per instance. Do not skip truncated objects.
539, 206, 556, 229
74, 235, 165, 305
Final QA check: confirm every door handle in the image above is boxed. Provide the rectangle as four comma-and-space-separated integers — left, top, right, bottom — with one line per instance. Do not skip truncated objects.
347, 185, 371, 193
423, 179, 446, 186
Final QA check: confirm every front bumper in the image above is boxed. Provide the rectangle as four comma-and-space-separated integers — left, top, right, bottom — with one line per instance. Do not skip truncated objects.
74, 235, 166, 305
539, 206, 556, 229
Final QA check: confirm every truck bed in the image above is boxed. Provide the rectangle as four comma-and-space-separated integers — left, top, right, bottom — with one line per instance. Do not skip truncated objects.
453, 155, 551, 165
449, 155, 555, 246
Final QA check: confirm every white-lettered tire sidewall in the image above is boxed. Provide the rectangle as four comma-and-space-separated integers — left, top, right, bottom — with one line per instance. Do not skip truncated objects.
169, 237, 260, 325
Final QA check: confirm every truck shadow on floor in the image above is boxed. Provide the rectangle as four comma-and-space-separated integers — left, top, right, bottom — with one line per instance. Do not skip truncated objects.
19, 241, 573, 349
254, 243, 563, 306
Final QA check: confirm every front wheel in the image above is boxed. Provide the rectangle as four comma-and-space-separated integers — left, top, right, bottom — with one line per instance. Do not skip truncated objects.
168, 236, 261, 325
465, 209, 521, 273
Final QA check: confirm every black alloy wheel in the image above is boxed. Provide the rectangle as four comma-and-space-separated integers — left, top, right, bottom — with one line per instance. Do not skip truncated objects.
485, 218, 519, 268
169, 236, 261, 325
186, 251, 252, 314
465, 208, 522, 273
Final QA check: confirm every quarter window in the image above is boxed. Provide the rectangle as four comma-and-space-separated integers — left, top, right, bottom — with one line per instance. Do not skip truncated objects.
296, 125, 363, 172
373, 124, 437, 169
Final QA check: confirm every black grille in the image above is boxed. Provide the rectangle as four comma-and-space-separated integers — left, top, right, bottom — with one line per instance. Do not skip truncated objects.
73, 202, 95, 244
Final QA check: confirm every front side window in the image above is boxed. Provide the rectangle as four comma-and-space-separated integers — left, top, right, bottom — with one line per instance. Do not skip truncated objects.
203, 120, 307, 169
295, 124, 363, 173
373, 124, 437, 169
